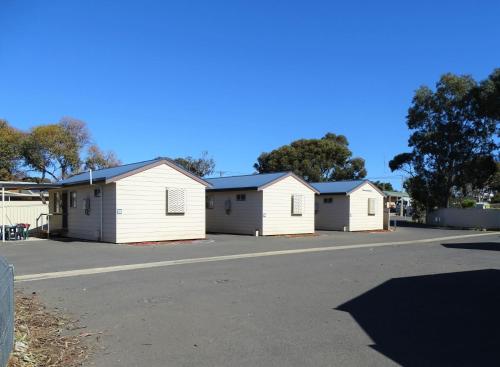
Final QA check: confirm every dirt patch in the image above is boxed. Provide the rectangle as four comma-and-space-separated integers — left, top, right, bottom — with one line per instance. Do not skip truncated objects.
8, 292, 95, 367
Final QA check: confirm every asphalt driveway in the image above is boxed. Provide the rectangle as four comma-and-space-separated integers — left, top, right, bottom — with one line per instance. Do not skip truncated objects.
2, 228, 499, 366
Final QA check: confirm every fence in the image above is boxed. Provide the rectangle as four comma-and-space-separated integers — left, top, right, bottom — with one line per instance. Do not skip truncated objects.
0, 257, 14, 367
427, 208, 500, 230
2, 202, 49, 233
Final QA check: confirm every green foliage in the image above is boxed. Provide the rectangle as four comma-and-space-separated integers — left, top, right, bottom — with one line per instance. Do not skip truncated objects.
254, 133, 367, 182
390, 72, 499, 213
18, 117, 119, 181
373, 181, 394, 191
84, 145, 122, 171
491, 193, 500, 204
22, 123, 82, 180
0, 120, 25, 180
475, 68, 500, 121
173, 151, 215, 177
460, 199, 476, 208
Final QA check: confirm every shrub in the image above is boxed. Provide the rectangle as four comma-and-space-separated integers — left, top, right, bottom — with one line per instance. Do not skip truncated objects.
461, 199, 476, 208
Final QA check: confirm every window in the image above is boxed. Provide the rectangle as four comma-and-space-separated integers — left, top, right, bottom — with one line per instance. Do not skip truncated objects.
224, 199, 232, 215
83, 198, 91, 215
323, 197, 333, 204
206, 195, 214, 209
368, 198, 376, 216
70, 192, 77, 208
166, 188, 185, 214
291, 194, 303, 216
236, 194, 246, 201
53, 192, 61, 213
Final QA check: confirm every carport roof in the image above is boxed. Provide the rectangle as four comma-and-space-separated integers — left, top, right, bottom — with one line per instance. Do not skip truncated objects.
206, 172, 319, 193
384, 190, 409, 197
0, 181, 60, 190
311, 180, 382, 195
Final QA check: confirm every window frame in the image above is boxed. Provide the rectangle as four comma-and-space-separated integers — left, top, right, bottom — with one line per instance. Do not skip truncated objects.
206, 195, 215, 209
236, 193, 246, 201
53, 192, 61, 213
368, 198, 376, 216
291, 194, 303, 216
69, 191, 77, 208
323, 197, 333, 204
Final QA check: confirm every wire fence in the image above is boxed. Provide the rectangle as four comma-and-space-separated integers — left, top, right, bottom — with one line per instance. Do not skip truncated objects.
0, 256, 14, 367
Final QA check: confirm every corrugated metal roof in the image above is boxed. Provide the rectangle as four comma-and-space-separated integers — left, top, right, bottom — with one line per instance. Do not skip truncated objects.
59, 159, 160, 185
384, 190, 409, 197
0, 181, 61, 190
311, 180, 367, 194
206, 172, 290, 191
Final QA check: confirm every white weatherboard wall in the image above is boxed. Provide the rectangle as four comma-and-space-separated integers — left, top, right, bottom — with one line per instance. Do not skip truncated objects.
262, 176, 315, 235
115, 164, 206, 243
206, 191, 263, 235
348, 184, 384, 231
2, 202, 49, 230
49, 184, 116, 242
315, 195, 349, 231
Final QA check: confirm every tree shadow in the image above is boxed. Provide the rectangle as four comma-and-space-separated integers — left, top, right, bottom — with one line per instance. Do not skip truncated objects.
336, 269, 500, 367
442, 242, 500, 251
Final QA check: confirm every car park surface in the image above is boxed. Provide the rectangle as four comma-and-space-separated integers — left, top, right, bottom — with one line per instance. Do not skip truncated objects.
2, 228, 499, 366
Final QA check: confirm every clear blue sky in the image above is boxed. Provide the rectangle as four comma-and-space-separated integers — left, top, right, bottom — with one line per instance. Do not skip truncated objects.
1, 1, 499, 189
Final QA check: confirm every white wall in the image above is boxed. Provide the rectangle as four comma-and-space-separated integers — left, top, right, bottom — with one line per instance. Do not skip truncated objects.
427, 208, 500, 230
1, 201, 49, 231
115, 164, 206, 243
206, 190, 263, 235
348, 184, 384, 231
49, 184, 116, 242
262, 176, 315, 235
315, 195, 349, 231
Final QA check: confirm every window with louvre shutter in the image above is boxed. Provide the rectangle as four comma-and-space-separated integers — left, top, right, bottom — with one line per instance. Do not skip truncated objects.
166, 188, 185, 214
291, 194, 303, 216
368, 198, 376, 216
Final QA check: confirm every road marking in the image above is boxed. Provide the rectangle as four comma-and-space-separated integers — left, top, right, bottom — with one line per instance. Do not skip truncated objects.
15, 232, 498, 283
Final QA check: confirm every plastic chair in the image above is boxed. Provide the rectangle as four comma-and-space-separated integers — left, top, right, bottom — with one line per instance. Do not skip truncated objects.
17, 224, 30, 240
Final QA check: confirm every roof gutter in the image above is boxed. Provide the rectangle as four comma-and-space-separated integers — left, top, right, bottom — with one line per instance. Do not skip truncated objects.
206, 186, 259, 192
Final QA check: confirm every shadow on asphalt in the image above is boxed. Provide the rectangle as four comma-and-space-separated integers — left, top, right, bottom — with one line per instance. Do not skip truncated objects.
442, 242, 500, 252
392, 220, 475, 231
336, 269, 500, 367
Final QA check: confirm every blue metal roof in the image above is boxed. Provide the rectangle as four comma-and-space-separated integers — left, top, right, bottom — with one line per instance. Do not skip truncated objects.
206, 172, 290, 191
59, 159, 160, 185
311, 180, 368, 194
58, 158, 211, 187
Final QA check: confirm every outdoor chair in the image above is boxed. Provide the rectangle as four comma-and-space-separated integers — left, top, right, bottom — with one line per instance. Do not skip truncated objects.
17, 224, 30, 240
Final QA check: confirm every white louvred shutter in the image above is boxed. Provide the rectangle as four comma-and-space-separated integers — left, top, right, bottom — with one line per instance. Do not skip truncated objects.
368, 198, 376, 215
166, 188, 185, 214
292, 194, 303, 215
